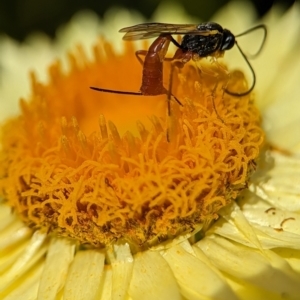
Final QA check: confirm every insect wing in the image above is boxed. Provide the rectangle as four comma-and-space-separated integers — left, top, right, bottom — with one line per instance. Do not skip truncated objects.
119, 22, 214, 41
119, 31, 162, 40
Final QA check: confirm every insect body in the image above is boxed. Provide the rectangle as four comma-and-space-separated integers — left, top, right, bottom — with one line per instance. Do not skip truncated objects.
90, 22, 267, 108
122, 22, 234, 57
92, 34, 172, 98
136, 35, 176, 97
178, 22, 235, 57
91, 33, 183, 116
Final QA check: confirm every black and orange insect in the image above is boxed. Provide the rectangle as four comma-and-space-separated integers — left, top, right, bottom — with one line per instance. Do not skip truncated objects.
91, 22, 267, 114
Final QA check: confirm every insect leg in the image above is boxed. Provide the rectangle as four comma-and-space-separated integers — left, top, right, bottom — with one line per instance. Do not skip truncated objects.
90, 49, 148, 95
166, 49, 193, 114
135, 50, 148, 66
165, 58, 186, 143
90, 86, 142, 95
169, 35, 182, 49
164, 59, 185, 118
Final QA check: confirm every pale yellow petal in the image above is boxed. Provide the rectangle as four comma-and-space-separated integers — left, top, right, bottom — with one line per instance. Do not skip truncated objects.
197, 235, 300, 297
3, 262, 44, 300
209, 209, 300, 250
63, 249, 105, 300
129, 250, 181, 300
37, 238, 75, 300
256, 2, 300, 106
162, 242, 237, 299
110, 243, 133, 300
273, 248, 300, 274
0, 204, 15, 229
241, 201, 300, 235
0, 220, 31, 251
250, 151, 300, 211
218, 202, 262, 249
98, 267, 113, 300
0, 236, 31, 274
0, 231, 47, 294
212, 0, 256, 30
152, 2, 198, 24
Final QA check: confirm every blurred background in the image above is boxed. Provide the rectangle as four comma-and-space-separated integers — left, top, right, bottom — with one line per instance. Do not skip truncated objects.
0, 0, 296, 41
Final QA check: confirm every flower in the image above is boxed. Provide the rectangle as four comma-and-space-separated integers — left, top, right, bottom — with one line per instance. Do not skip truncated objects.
0, 2, 300, 300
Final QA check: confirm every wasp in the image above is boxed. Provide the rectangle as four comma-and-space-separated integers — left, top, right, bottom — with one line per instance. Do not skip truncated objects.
91, 22, 267, 114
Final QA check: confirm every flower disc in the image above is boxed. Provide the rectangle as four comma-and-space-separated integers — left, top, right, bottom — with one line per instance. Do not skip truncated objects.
0, 39, 264, 248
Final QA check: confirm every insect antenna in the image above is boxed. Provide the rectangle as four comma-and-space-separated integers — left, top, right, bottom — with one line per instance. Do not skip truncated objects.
225, 24, 267, 97
225, 42, 256, 97
235, 24, 267, 58
224, 42, 256, 97
90, 86, 143, 96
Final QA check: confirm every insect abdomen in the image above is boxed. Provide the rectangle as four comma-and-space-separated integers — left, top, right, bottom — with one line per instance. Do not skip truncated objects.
140, 36, 170, 95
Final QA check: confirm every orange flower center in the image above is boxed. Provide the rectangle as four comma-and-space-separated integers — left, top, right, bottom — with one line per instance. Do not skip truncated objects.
0, 38, 264, 249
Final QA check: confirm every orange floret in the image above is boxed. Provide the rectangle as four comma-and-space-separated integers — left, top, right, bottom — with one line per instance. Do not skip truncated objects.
0, 38, 264, 248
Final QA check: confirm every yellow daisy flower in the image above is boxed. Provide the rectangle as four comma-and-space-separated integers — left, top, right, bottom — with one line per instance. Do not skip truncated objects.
0, 2, 300, 300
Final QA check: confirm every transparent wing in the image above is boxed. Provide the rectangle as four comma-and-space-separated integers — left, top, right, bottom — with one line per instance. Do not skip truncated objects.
119, 22, 217, 41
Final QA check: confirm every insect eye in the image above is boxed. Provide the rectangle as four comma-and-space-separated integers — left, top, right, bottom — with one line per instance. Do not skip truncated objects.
221, 30, 235, 51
